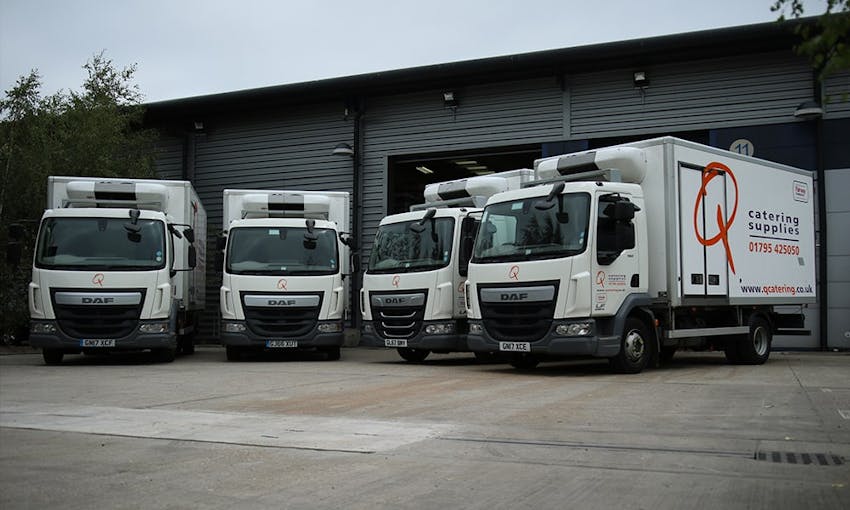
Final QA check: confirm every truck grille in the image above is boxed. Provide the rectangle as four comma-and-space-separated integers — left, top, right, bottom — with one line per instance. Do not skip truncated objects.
242, 293, 321, 338
52, 291, 144, 339
370, 292, 427, 339
478, 283, 557, 342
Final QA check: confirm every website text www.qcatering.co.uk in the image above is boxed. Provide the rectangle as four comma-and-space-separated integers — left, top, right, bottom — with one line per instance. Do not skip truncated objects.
740, 284, 813, 296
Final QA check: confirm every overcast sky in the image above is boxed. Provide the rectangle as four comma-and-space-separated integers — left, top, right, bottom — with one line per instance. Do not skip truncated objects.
0, 0, 826, 105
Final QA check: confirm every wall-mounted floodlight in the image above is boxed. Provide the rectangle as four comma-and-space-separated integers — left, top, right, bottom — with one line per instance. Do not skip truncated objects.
443, 91, 458, 108
193, 121, 205, 132
633, 71, 649, 88
793, 100, 824, 120
332, 142, 354, 157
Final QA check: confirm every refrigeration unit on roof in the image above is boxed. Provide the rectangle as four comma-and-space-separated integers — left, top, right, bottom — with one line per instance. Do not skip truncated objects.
63, 181, 170, 211
239, 192, 331, 220
413, 168, 534, 210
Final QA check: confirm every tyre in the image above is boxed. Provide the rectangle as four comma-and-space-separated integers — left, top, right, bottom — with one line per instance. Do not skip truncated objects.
610, 317, 651, 374
737, 316, 772, 365
178, 335, 195, 355
474, 351, 499, 363
154, 348, 176, 363
225, 346, 242, 362
660, 346, 677, 364
43, 349, 64, 365
397, 347, 429, 362
322, 346, 341, 361
723, 335, 744, 364
509, 353, 539, 370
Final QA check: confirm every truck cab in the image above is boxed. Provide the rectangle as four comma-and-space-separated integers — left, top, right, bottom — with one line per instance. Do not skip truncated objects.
218, 190, 351, 361
360, 170, 533, 362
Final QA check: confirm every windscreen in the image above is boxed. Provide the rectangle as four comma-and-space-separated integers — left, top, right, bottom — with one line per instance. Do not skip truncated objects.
367, 217, 454, 273
472, 192, 591, 263
35, 217, 166, 270
226, 227, 339, 275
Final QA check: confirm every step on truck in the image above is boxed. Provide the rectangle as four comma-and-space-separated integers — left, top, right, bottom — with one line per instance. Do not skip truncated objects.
360, 169, 534, 362
465, 137, 815, 372
10, 177, 206, 365
218, 189, 352, 361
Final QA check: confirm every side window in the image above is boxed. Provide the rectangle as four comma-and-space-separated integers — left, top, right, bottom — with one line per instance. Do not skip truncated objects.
458, 217, 479, 277
597, 196, 636, 265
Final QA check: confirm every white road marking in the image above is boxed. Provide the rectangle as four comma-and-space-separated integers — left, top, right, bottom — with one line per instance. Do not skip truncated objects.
838, 410, 850, 420
0, 402, 451, 453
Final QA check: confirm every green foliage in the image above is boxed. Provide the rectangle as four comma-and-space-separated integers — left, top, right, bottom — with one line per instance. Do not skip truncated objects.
0, 52, 159, 343
772, 0, 850, 80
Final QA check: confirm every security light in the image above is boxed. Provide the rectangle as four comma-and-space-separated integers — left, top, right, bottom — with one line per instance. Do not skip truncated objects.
633, 71, 649, 88
332, 142, 354, 157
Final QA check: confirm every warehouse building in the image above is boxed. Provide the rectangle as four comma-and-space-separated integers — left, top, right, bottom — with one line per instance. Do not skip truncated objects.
145, 19, 850, 350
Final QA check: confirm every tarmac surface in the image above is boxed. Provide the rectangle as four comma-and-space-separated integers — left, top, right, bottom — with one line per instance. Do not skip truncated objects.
1, 346, 849, 509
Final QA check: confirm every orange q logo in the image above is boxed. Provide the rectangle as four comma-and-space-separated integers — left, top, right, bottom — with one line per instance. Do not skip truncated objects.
277, 278, 287, 290
92, 273, 104, 287
694, 161, 738, 274
392, 275, 400, 287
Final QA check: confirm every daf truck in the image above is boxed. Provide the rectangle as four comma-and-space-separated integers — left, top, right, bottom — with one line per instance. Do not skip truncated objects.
465, 137, 815, 372
218, 189, 352, 361
360, 170, 533, 362
18, 176, 206, 365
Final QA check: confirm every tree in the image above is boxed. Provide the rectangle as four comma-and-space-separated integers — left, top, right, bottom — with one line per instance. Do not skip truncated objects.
772, 0, 850, 80
0, 52, 158, 343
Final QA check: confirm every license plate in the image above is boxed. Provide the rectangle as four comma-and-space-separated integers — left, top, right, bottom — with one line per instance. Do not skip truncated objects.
385, 339, 408, 348
499, 341, 530, 352
80, 339, 115, 348
266, 340, 298, 348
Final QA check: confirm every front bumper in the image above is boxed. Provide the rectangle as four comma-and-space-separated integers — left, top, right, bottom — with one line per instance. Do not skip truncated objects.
219, 320, 344, 349
359, 320, 467, 352
28, 320, 176, 351
465, 319, 620, 358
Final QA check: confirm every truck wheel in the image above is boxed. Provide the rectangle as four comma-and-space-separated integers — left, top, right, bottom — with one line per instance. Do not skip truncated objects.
738, 316, 772, 365
509, 353, 539, 370
43, 350, 64, 365
474, 351, 499, 363
322, 346, 341, 361
178, 335, 195, 355
225, 346, 242, 362
660, 346, 677, 364
611, 317, 650, 374
397, 348, 429, 362
723, 336, 743, 364
154, 348, 176, 363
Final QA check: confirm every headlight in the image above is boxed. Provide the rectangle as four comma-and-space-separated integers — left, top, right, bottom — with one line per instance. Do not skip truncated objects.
556, 322, 592, 336
223, 322, 247, 333
469, 323, 484, 335
31, 322, 57, 334
424, 323, 455, 335
318, 322, 342, 333
139, 322, 169, 334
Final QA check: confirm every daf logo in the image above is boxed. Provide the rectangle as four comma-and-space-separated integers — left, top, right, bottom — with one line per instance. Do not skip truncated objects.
268, 299, 297, 306
500, 293, 528, 301
384, 297, 407, 304
82, 297, 114, 304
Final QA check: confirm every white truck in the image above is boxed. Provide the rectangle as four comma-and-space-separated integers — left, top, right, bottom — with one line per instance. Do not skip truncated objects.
465, 137, 815, 372
19, 176, 206, 365
218, 189, 352, 361
360, 170, 534, 362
